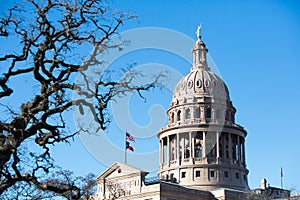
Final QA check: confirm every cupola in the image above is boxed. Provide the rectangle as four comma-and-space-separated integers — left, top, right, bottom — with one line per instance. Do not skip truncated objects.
157, 25, 249, 192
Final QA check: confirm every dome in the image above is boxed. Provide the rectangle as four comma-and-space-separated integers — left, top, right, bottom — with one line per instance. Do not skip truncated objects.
173, 68, 230, 102
157, 25, 249, 192
168, 35, 235, 127
171, 33, 231, 108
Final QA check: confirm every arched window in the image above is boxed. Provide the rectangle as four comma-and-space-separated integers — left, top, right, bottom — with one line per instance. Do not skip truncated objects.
194, 107, 200, 118
177, 110, 181, 121
185, 108, 191, 119
231, 112, 235, 123
225, 110, 230, 121
171, 112, 175, 123
205, 107, 211, 119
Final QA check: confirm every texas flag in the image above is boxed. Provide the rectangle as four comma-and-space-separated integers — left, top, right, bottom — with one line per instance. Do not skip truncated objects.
126, 132, 135, 142
126, 141, 134, 152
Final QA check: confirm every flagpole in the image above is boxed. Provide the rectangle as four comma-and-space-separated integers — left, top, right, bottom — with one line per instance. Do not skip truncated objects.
125, 131, 127, 164
280, 167, 283, 189
125, 148, 127, 164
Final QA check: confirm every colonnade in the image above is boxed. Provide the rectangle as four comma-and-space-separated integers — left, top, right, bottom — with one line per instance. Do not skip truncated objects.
160, 131, 245, 166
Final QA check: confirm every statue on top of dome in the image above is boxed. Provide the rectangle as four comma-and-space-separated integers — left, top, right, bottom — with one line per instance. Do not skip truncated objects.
196, 23, 202, 38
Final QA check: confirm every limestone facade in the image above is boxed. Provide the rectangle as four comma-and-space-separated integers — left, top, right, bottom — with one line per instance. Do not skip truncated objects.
93, 162, 219, 200
157, 30, 249, 191
93, 162, 222, 200
93, 28, 254, 199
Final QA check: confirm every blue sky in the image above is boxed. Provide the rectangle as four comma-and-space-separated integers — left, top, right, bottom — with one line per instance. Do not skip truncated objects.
110, 0, 300, 191
1, 0, 300, 193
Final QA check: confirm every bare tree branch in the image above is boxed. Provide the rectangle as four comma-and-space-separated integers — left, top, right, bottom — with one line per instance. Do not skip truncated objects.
0, 0, 161, 198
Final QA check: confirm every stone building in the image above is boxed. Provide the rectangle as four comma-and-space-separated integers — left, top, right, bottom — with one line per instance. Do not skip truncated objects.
92, 27, 290, 200
250, 178, 290, 199
157, 26, 249, 192
94, 162, 219, 200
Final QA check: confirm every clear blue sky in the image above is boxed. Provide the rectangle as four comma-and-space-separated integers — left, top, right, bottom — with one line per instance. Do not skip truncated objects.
1, 0, 300, 193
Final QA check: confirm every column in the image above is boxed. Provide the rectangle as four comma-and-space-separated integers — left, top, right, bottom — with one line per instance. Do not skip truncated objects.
191, 132, 194, 158
228, 133, 232, 161
167, 136, 170, 165
162, 139, 165, 164
182, 134, 185, 159
242, 138, 246, 164
176, 133, 180, 163
189, 132, 192, 159
216, 132, 220, 159
200, 106, 205, 123
180, 108, 183, 123
191, 107, 194, 121
244, 139, 246, 164
160, 140, 163, 165
202, 131, 206, 158
222, 133, 226, 158
237, 136, 241, 163
241, 138, 244, 164
211, 108, 215, 123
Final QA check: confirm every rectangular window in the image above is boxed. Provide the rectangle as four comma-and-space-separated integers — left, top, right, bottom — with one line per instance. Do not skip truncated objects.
236, 172, 239, 179
194, 107, 200, 118
205, 108, 211, 119
210, 170, 215, 178
224, 171, 229, 178
181, 172, 186, 178
195, 170, 201, 177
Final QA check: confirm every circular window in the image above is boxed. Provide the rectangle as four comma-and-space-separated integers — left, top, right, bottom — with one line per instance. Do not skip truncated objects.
188, 80, 193, 88
196, 80, 202, 88
205, 80, 210, 87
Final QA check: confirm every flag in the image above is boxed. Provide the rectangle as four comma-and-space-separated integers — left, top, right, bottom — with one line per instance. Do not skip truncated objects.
126, 141, 134, 152
280, 167, 283, 177
126, 132, 135, 142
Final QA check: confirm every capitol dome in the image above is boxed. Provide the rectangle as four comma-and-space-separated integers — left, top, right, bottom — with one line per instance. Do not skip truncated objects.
157, 26, 249, 192
168, 33, 235, 128
172, 29, 231, 103
173, 67, 230, 102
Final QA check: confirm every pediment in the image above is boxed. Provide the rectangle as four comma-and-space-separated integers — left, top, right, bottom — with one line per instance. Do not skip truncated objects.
96, 162, 148, 181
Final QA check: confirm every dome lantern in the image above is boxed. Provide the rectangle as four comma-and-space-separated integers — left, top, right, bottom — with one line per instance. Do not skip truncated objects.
192, 24, 210, 71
